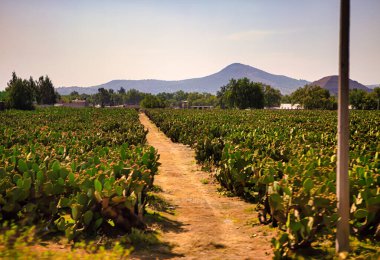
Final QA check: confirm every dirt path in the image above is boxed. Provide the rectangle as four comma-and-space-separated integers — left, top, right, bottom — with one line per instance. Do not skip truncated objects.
135, 113, 274, 259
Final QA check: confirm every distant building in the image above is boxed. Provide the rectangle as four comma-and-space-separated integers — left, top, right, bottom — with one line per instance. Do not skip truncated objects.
124, 104, 140, 109
58, 99, 88, 108
279, 103, 303, 110
180, 101, 189, 109
190, 105, 214, 110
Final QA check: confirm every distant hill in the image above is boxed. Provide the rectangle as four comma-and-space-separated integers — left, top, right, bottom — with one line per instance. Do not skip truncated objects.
311, 75, 372, 95
366, 84, 379, 89
56, 63, 309, 95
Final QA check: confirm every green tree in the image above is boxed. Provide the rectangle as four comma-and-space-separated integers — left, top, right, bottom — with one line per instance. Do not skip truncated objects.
281, 94, 292, 103
5, 72, 35, 110
173, 90, 188, 102
348, 89, 380, 110
97, 88, 111, 107
0, 90, 7, 101
370, 87, 380, 110
263, 85, 282, 107
125, 89, 144, 105
217, 78, 264, 109
118, 87, 126, 94
290, 85, 333, 109
140, 94, 165, 108
36, 76, 57, 104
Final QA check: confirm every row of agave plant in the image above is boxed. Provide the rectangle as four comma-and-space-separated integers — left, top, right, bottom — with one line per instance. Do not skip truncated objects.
146, 108, 379, 257
0, 108, 159, 240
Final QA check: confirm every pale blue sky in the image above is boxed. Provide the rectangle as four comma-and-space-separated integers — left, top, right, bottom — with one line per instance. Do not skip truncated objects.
0, 0, 379, 90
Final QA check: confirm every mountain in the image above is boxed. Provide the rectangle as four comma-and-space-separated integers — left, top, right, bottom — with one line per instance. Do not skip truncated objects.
366, 84, 379, 89
311, 75, 372, 95
56, 63, 309, 95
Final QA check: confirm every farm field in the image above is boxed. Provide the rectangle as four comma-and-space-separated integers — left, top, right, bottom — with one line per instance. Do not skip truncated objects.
0, 107, 379, 259
0, 108, 159, 258
145, 108, 380, 258
136, 113, 274, 259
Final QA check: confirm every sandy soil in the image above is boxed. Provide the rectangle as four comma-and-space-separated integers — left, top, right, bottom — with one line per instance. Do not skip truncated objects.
133, 113, 274, 259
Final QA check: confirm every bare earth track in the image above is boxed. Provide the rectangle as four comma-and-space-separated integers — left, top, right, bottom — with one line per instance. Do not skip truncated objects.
134, 113, 274, 259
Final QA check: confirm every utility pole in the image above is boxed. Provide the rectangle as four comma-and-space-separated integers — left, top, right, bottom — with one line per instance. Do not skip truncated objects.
336, 0, 350, 253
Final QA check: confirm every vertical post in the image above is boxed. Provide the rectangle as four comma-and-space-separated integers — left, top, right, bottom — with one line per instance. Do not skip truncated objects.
336, 0, 350, 253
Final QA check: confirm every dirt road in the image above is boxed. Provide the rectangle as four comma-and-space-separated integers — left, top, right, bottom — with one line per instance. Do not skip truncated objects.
135, 113, 274, 259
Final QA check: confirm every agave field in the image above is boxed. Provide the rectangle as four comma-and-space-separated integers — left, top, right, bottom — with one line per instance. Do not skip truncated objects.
0, 108, 159, 248
146, 109, 380, 257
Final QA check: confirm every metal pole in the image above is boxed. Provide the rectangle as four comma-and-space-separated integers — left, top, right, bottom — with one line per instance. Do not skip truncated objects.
336, 0, 350, 253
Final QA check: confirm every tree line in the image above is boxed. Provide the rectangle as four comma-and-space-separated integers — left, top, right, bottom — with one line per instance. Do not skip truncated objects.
64, 88, 218, 108
0, 72, 59, 110
282, 84, 380, 110
1, 72, 379, 110
62, 79, 281, 109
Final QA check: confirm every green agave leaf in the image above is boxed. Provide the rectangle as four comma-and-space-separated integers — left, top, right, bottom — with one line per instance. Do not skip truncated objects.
367, 196, 380, 206
94, 217, 103, 229
93, 156, 100, 165
115, 186, 123, 196
52, 160, 61, 174
68, 172, 75, 184
55, 217, 67, 231
43, 182, 54, 196
303, 178, 314, 193
23, 177, 32, 190
71, 204, 82, 221
77, 193, 88, 205
0, 167, 6, 178
94, 191, 102, 202
290, 221, 302, 232
103, 180, 112, 191
94, 179, 102, 192
83, 210, 93, 225
32, 163, 40, 173
16, 178, 23, 188
60, 168, 69, 180
57, 177, 65, 186
58, 197, 71, 208
18, 159, 28, 173
65, 227, 75, 241
36, 171, 44, 182
354, 209, 368, 219
121, 148, 127, 160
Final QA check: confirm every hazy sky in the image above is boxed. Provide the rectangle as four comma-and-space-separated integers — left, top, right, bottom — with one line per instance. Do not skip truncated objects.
1, 0, 379, 90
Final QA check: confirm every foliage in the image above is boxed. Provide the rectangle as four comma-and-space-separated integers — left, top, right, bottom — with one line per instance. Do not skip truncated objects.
96, 88, 111, 107
140, 95, 165, 108
217, 78, 264, 109
35, 76, 58, 105
61, 89, 219, 108
373, 87, 380, 109
0, 91, 8, 102
0, 222, 134, 259
0, 108, 159, 241
281, 94, 292, 103
155, 91, 217, 107
124, 89, 145, 105
290, 85, 335, 109
350, 88, 379, 110
5, 72, 35, 110
263, 85, 282, 107
146, 108, 380, 256
118, 87, 126, 95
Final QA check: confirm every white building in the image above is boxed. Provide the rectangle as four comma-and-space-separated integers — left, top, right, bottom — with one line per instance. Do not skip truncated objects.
279, 103, 303, 110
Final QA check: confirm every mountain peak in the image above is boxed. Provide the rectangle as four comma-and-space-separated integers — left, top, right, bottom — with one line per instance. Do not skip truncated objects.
220, 63, 259, 73
311, 75, 371, 95
56, 63, 310, 95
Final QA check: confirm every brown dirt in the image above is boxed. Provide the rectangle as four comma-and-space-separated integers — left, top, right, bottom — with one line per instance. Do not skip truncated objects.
133, 113, 274, 259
